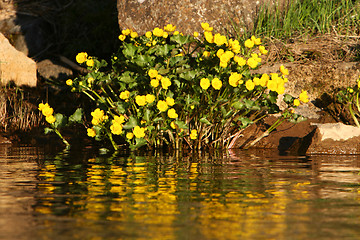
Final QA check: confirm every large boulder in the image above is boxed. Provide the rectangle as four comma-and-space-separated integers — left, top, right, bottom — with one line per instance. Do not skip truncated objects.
0, 32, 37, 87
117, 0, 285, 35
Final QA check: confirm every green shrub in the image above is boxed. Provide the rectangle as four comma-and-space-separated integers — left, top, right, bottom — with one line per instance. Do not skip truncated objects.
39, 23, 307, 151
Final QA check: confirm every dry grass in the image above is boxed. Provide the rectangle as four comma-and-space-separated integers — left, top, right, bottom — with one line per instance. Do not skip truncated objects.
0, 86, 42, 132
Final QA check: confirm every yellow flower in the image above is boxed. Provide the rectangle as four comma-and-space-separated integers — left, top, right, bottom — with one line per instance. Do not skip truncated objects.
245, 80, 255, 91
76, 52, 88, 64
42, 106, 54, 117
294, 99, 300, 106
91, 108, 105, 120
211, 78, 222, 90
87, 77, 94, 87
135, 95, 147, 106
358, 80, 360, 88
203, 51, 210, 58
280, 65, 289, 75
86, 59, 94, 67
161, 77, 171, 89
110, 122, 123, 135
170, 121, 177, 129
259, 45, 268, 55
204, 31, 213, 43
120, 90, 130, 100
201, 22, 213, 32
38, 103, 49, 111
126, 132, 134, 139
150, 79, 159, 88
130, 31, 138, 38
213, 33, 227, 46
229, 72, 242, 87
66, 79, 73, 86
247, 57, 258, 69
45, 115, 56, 124
299, 90, 309, 103
234, 56, 246, 67
166, 97, 175, 106
118, 34, 126, 41
133, 126, 146, 138
244, 39, 255, 48
193, 31, 199, 37
251, 36, 262, 45
145, 31, 152, 38
113, 115, 125, 125
153, 27, 164, 37
173, 31, 180, 35
260, 74, 269, 86
164, 24, 176, 32
167, 108, 178, 118
148, 69, 158, 78
267, 80, 278, 92
157, 100, 168, 112
162, 32, 169, 38
190, 129, 198, 140
277, 85, 285, 94
145, 94, 155, 104
200, 78, 211, 90
122, 29, 131, 35
216, 49, 225, 58
87, 128, 96, 137
228, 39, 241, 53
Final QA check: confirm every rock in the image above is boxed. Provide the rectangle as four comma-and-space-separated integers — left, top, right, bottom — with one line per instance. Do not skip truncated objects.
0, 32, 37, 87
37, 59, 73, 81
307, 123, 360, 154
117, 0, 287, 35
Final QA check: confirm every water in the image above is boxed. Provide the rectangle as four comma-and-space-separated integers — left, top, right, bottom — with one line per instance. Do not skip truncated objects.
1, 145, 360, 240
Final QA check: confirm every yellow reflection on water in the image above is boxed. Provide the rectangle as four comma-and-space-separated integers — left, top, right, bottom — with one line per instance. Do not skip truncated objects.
34, 152, 360, 240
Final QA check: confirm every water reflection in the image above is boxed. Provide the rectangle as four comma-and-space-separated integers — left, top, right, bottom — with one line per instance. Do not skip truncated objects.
1, 147, 360, 239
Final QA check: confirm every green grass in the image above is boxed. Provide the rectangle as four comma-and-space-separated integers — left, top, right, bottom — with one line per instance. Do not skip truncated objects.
234, 0, 360, 41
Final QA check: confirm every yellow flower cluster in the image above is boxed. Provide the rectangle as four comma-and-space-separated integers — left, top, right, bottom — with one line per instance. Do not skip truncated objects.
228, 72, 243, 87
75, 52, 96, 68
148, 69, 171, 89
38, 103, 56, 124
118, 28, 138, 41
91, 108, 108, 126
133, 126, 146, 138
110, 115, 125, 135
120, 90, 130, 100
217, 49, 234, 68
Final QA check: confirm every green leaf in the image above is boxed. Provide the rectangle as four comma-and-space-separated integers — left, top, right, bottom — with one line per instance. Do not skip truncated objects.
200, 117, 212, 125
123, 116, 138, 129
239, 117, 253, 128
122, 42, 137, 58
232, 101, 244, 110
179, 70, 197, 81
156, 44, 175, 56
283, 94, 294, 104
130, 137, 147, 150
171, 34, 191, 45
134, 55, 154, 67
144, 109, 152, 122
54, 113, 67, 128
175, 120, 188, 129
115, 102, 126, 114
44, 127, 54, 135
119, 72, 135, 83
69, 108, 83, 123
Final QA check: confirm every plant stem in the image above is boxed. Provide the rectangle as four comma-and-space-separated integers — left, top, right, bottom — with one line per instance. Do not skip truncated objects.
53, 128, 70, 148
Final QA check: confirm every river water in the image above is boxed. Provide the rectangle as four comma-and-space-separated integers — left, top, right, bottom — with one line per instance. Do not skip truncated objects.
1, 144, 360, 240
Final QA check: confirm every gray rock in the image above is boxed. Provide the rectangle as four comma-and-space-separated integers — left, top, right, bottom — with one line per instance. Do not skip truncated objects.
117, 0, 286, 35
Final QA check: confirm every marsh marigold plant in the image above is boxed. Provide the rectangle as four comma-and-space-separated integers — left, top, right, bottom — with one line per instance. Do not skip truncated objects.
41, 23, 305, 150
